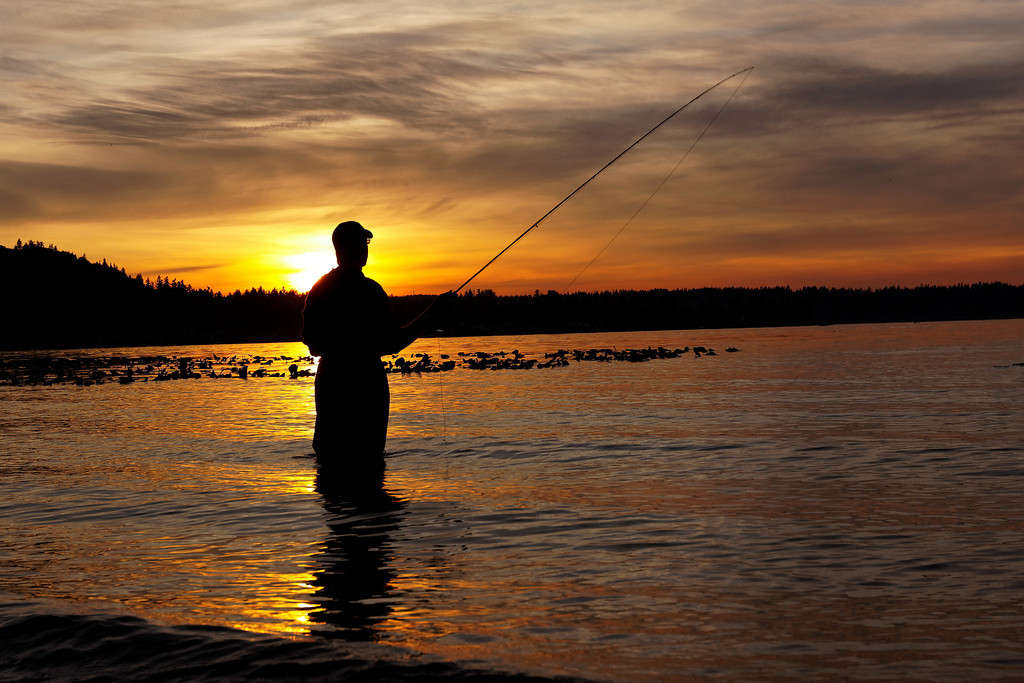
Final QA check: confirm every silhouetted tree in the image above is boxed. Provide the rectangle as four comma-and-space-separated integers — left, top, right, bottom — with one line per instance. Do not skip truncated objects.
1, 240, 1022, 351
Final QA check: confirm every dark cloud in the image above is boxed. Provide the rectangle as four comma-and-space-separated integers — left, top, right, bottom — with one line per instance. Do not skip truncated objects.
49, 101, 209, 142
0, 160, 168, 204
5, 0, 266, 33
42, 22, 568, 144
141, 261, 228, 275
767, 57, 1024, 119
0, 189, 40, 221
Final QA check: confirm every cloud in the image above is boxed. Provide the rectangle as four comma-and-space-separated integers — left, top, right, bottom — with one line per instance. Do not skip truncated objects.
2, 0, 1023, 292
763, 57, 1024, 120
140, 261, 228, 276
0, 160, 168, 212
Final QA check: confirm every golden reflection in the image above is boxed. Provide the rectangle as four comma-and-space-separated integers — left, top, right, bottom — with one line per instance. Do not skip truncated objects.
226, 572, 320, 636
271, 472, 318, 496
79, 453, 330, 639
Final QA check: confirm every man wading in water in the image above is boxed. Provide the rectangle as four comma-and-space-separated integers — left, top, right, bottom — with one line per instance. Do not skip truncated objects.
302, 221, 437, 486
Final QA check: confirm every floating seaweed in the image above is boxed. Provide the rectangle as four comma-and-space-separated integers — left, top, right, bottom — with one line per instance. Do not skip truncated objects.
0, 345, 735, 386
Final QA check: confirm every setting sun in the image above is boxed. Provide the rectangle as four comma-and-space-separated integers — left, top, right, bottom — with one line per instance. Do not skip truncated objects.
283, 251, 338, 293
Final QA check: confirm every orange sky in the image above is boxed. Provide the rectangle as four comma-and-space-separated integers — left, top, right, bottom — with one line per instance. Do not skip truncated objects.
2, 1, 1022, 295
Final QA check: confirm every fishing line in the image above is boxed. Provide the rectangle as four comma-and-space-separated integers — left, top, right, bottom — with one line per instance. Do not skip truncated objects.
408, 67, 753, 325
562, 67, 752, 292
450, 67, 754, 297
437, 334, 448, 447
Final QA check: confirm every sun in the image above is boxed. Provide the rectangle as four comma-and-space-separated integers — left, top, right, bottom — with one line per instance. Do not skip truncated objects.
282, 251, 337, 292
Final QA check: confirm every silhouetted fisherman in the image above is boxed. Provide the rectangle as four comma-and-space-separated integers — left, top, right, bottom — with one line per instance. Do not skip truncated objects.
301, 221, 423, 487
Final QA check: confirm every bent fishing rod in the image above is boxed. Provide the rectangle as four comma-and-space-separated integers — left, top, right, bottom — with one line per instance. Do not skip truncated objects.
413, 66, 754, 325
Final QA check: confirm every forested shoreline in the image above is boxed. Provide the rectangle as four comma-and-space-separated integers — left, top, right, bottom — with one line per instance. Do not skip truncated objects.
2, 241, 1022, 351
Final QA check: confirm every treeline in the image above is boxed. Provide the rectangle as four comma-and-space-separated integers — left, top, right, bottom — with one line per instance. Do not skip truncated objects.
2, 241, 1022, 351
436, 283, 1024, 336
1, 241, 304, 350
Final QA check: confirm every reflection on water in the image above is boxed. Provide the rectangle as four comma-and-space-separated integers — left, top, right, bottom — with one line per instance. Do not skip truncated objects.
1, 321, 1023, 680
309, 472, 406, 642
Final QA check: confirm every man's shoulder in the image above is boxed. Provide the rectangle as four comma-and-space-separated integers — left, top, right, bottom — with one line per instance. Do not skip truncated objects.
308, 269, 387, 300
308, 268, 338, 292
362, 276, 388, 297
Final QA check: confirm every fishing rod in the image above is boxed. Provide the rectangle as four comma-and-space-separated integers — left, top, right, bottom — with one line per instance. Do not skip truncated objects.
562, 66, 753, 292
412, 66, 753, 324
453, 66, 753, 295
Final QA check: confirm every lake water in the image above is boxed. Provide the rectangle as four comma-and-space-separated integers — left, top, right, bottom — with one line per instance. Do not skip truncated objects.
1, 320, 1022, 681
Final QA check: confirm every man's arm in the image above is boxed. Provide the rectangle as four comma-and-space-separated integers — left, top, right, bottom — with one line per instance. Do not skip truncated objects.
377, 290, 454, 355
301, 287, 326, 356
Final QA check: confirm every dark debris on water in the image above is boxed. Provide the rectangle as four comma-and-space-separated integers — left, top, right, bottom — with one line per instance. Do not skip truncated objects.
0, 345, 739, 387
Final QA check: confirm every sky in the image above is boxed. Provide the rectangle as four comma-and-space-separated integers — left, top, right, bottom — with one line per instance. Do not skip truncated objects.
2, 0, 1022, 295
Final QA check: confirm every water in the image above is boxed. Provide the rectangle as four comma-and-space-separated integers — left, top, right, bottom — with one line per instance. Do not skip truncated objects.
1, 320, 1022, 681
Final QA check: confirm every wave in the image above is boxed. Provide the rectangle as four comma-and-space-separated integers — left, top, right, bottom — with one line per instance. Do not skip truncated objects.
0, 597, 588, 683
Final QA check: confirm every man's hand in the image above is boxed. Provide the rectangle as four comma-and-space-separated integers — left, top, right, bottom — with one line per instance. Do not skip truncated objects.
417, 290, 457, 333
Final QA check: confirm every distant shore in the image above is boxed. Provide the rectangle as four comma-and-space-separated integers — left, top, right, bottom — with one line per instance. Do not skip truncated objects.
2, 241, 1022, 351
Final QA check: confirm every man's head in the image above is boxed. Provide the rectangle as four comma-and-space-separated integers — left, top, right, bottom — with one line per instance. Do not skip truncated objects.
332, 221, 373, 267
